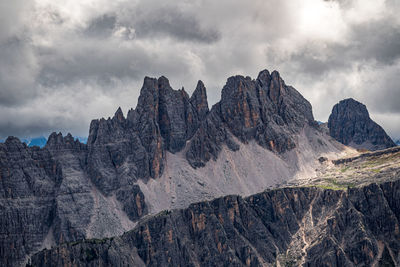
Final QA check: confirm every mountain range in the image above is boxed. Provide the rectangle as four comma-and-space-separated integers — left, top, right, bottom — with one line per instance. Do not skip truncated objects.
1, 69, 398, 266
0, 136, 87, 148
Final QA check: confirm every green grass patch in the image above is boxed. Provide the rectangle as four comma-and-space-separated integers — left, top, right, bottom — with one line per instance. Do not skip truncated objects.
370, 168, 381, 173
361, 157, 391, 168
317, 178, 355, 190
314, 184, 345, 190
340, 166, 350, 173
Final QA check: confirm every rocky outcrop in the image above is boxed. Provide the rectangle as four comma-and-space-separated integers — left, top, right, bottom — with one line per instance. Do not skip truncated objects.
44, 132, 92, 245
0, 134, 146, 267
332, 146, 400, 165
87, 77, 210, 184
190, 80, 209, 122
30, 180, 400, 266
0, 137, 61, 267
46, 132, 87, 151
186, 70, 315, 167
87, 70, 316, 173
328, 98, 396, 151
0, 69, 344, 266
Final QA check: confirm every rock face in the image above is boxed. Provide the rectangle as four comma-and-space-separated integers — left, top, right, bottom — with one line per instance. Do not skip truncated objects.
30, 180, 400, 267
86, 69, 317, 177
0, 134, 144, 267
328, 98, 396, 151
87, 77, 210, 188
0, 69, 347, 267
0, 137, 61, 267
186, 70, 315, 167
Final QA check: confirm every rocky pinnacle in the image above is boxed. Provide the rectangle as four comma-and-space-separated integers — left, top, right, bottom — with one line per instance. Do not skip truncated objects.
328, 98, 396, 151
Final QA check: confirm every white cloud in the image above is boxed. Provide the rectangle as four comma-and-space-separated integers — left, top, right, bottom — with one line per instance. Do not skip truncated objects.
0, 0, 399, 140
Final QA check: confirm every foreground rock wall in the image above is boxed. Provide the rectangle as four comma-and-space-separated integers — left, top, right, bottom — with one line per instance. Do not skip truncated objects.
31, 180, 400, 266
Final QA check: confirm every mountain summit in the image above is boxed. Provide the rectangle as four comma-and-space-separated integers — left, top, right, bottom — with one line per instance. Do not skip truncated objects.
328, 98, 396, 151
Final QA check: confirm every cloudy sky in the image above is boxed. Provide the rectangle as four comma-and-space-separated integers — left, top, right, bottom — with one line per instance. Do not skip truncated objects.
1, 0, 400, 140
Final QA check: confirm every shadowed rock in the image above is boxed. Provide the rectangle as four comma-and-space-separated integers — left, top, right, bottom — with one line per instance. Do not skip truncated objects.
328, 98, 396, 151
30, 180, 400, 266
0, 137, 61, 266
190, 80, 209, 121
0, 69, 346, 266
87, 76, 211, 185
186, 70, 315, 167
0, 134, 146, 267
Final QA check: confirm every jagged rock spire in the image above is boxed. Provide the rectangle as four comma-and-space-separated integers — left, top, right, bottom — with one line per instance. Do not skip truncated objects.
46, 132, 85, 150
86, 75, 212, 186
186, 69, 315, 167
190, 80, 209, 120
88, 69, 317, 174
113, 107, 125, 122
46, 132, 64, 147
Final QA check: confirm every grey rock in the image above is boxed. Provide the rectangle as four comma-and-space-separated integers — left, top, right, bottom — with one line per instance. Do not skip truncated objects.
87, 76, 210, 183
0, 137, 60, 267
116, 185, 147, 221
87, 108, 146, 193
328, 98, 396, 150
189, 80, 209, 122
0, 69, 354, 267
0, 133, 147, 267
186, 70, 315, 167
30, 180, 400, 266
45, 132, 93, 244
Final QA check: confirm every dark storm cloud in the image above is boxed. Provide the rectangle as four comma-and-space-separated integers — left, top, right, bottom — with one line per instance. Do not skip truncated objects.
0, 103, 90, 139
36, 2, 221, 88
0, 115, 56, 139
0, 38, 38, 106
131, 7, 221, 43
362, 63, 400, 114
351, 21, 400, 65
83, 4, 221, 43
37, 43, 144, 86
0, 0, 37, 107
36, 39, 193, 88
0, 0, 399, 140
84, 14, 117, 38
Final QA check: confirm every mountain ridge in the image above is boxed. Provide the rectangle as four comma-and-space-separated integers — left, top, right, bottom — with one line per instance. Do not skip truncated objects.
30, 179, 400, 266
0, 69, 354, 266
0, 136, 87, 148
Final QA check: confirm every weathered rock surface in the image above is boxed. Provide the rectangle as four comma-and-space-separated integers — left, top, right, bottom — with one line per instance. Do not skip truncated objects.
1, 69, 351, 266
186, 70, 315, 167
328, 98, 396, 151
0, 137, 61, 267
87, 76, 210, 186
30, 179, 400, 266
87, 70, 316, 174
0, 135, 144, 267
